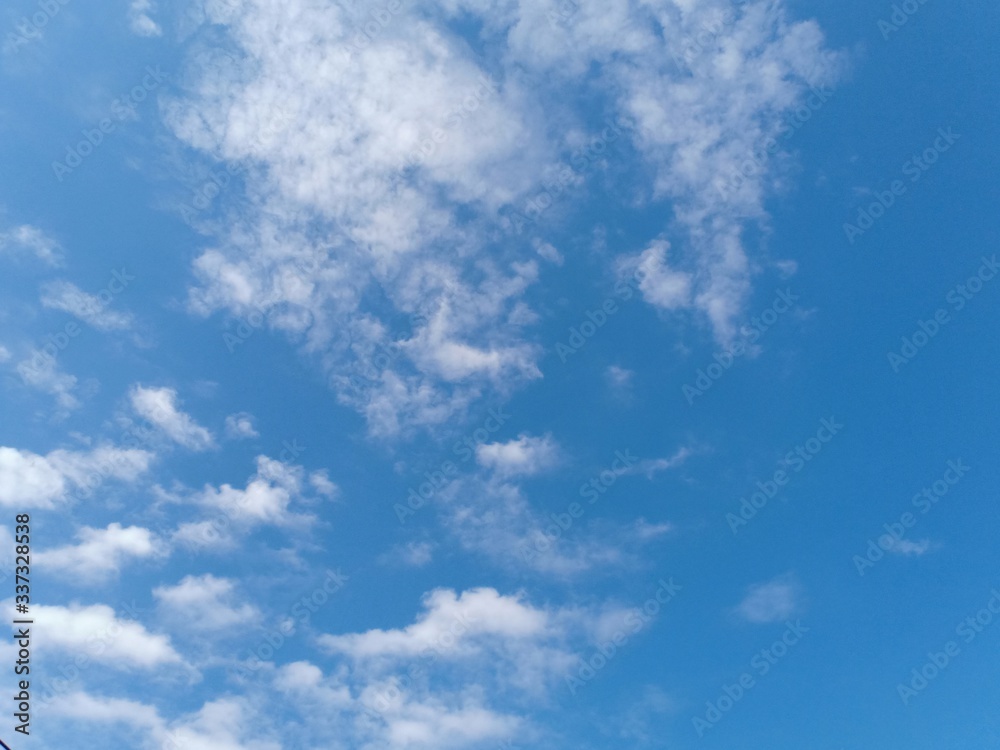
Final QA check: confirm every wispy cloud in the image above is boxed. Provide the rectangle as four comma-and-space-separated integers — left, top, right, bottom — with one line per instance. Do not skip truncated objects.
41, 280, 134, 331
0, 224, 62, 266
130, 385, 215, 451
735, 574, 802, 624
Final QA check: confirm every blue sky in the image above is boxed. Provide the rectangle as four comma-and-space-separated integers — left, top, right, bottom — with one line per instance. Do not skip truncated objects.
1, 0, 999, 748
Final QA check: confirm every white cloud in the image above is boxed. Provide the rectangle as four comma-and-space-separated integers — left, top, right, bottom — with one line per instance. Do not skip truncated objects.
49, 693, 281, 750
378, 541, 435, 568
164, 698, 281, 750
163, 0, 841, 434
129, 0, 162, 36
171, 455, 317, 548
0, 344, 10, 363
35, 523, 166, 583
0, 444, 154, 509
319, 587, 549, 660
629, 446, 692, 478
620, 239, 693, 311
271, 661, 522, 750
48, 691, 163, 730
0, 224, 62, 265
605, 365, 633, 390
400, 541, 435, 567
434, 472, 665, 577
885, 537, 934, 556
224, 412, 259, 439
475, 434, 559, 478
43, 585, 635, 750
130, 385, 215, 451
309, 470, 338, 497
736, 574, 801, 623
14, 353, 80, 412
154, 575, 260, 630
316, 585, 586, 710
24, 602, 183, 668
364, 694, 520, 750
40, 280, 134, 331
194, 455, 307, 525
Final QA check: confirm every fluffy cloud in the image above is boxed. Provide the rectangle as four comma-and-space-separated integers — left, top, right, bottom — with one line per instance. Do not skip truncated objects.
49, 693, 280, 750
0, 444, 154, 508
172, 455, 317, 548
736, 574, 801, 623
620, 239, 692, 311
35, 523, 166, 582
48, 691, 162, 730
311, 586, 589, 743
26, 602, 183, 668
194, 455, 307, 525
130, 385, 215, 450
475, 434, 560, 478
40, 280, 134, 331
319, 587, 549, 660
154, 574, 260, 630
165, 0, 841, 436
224, 412, 259, 439
128, 0, 162, 36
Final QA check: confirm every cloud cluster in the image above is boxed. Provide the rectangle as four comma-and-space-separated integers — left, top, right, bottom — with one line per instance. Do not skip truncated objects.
168, 0, 842, 436
0, 444, 154, 508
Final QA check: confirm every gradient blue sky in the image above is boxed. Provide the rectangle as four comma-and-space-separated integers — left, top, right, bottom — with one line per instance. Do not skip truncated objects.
1, 0, 999, 748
